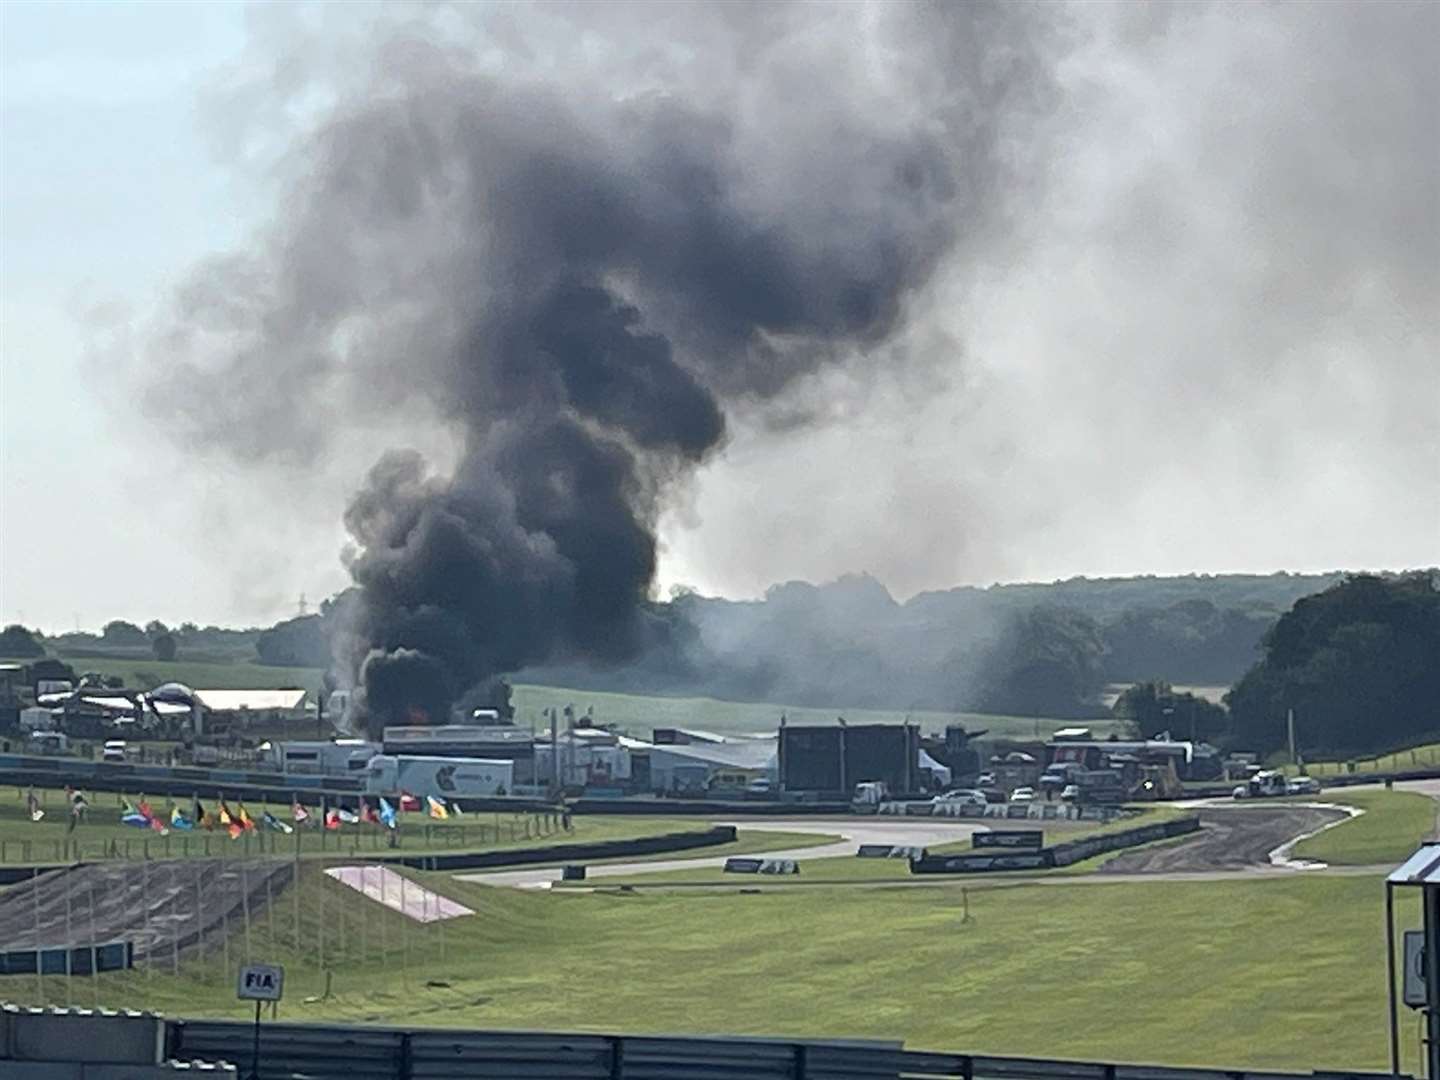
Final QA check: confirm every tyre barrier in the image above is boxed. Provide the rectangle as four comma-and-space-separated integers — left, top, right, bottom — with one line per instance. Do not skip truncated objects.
973, 830, 1043, 850
723, 857, 800, 875
856, 844, 929, 860
882, 800, 1125, 823
910, 815, 1200, 874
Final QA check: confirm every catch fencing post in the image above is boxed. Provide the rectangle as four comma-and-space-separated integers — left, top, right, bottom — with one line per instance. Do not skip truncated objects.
791, 1043, 806, 1080
142, 859, 152, 980
64, 867, 73, 1008
31, 867, 43, 1005
87, 878, 99, 1009
609, 1036, 624, 1080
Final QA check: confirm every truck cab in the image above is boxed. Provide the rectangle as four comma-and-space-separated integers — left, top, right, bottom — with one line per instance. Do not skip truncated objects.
1234, 769, 1289, 799
852, 781, 888, 809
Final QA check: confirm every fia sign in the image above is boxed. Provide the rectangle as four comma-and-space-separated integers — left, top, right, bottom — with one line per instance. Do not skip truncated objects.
237, 962, 285, 1002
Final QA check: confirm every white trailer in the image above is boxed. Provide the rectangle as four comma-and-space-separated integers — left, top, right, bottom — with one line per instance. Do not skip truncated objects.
270, 739, 379, 776
365, 754, 514, 799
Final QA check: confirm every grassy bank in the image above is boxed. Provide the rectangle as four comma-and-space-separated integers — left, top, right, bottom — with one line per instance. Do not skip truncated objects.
1292, 788, 1436, 865
11, 868, 1407, 1073
1306, 742, 1440, 777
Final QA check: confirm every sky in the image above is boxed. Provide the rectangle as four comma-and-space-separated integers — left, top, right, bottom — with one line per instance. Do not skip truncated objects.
1, 0, 1436, 634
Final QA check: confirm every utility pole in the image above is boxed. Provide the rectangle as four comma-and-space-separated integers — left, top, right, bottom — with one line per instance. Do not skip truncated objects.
1287, 708, 1299, 769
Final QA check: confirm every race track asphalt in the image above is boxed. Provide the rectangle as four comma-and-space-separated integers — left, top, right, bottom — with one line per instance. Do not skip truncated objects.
454, 815, 984, 888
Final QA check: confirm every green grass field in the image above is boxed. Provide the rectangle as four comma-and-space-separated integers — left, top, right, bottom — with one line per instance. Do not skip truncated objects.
15, 652, 1112, 740
1306, 742, 1440, 777
10, 866, 1411, 1073
30, 655, 325, 693
1292, 788, 1436, 866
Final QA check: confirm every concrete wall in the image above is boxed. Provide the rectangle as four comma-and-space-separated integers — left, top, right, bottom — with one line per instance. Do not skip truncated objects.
0, 1005, 235, 1079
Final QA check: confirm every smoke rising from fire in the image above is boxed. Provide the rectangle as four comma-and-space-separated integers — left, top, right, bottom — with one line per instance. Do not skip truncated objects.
138, 3, 1061, 732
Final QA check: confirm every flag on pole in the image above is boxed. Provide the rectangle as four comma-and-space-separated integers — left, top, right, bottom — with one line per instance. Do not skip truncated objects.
237, 803, 257, 832
324, 807, 342, 831
218, 801, 242, 839
26, 789, 43, 822
336, 807, 359, 825
261, 811, 293, 834
170, 805, 195, 830
292, 799, 311, 826
360, 798, 380, 825
399, 792, 421, 812
378, 797, 398, 830
120, 799, 149, 828
427, 795, 449, 820
137, 798, 168, 833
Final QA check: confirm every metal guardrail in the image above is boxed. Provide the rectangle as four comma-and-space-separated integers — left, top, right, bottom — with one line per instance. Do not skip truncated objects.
166, 1018, 1403, 1080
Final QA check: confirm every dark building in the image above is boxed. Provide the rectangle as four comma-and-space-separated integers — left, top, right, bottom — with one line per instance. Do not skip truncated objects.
778, 722, 919, 796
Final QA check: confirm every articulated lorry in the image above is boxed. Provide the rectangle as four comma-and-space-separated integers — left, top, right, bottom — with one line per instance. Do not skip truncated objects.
364, 754, 514, 799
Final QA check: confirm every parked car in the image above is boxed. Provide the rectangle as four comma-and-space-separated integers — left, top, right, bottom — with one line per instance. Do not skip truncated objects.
976, 771, 996, 786
1060, 784, 1081, 802
747, 777, 773, 794
1009, 786, 1036, 803
931, 789, 987, 808
1286, 776, 1321, 796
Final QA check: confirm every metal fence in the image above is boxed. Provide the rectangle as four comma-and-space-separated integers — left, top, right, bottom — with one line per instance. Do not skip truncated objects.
166, 1018, 1402, 1080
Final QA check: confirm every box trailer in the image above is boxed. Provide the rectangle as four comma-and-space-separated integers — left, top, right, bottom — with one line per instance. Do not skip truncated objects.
365, 754, 514, 798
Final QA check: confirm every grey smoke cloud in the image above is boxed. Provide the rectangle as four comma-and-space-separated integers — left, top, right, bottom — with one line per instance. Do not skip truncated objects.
131, 1, 1437, 718
657, 0, 1439, 600
139, 2, 1062, 727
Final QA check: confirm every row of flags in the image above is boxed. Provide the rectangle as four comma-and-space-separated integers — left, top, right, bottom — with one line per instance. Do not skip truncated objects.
114, 793, 457, 838
26, 787, 460, 839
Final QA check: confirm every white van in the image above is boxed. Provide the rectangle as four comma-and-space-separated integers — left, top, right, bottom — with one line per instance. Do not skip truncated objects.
102, 740, 128, 763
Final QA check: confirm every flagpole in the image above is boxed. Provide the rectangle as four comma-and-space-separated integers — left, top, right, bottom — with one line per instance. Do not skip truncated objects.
241, 860, 252, 967
31, 866, 43, 1005
64, 865, 73, 1008
401, 871, 409, 987
142, 857, 152, 983
221, 862, 230, 988
87, 876, 99, 1009
378, 864, 387, 970
317, 852, 325, 981
171, 862, 181, 977
263, 864, 274, 974
293, 814, 301, 955
193, 864, 205, 986
359, 861, 370, 967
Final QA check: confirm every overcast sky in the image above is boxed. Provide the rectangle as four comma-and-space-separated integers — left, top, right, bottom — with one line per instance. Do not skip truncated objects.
2, 0, 1436, 633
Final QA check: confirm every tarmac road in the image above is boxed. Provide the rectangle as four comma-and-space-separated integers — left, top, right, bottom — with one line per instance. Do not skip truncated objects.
1099, 805, 1348, 875
455, 815, 985, 888
461, 782, 1440, 890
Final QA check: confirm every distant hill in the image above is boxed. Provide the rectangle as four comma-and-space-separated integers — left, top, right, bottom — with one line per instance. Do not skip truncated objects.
27, 571, 1391, 720
524, 571, 1359, 716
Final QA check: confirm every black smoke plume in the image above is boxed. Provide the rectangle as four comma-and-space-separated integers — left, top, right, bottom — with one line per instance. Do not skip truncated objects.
142, 4, 1060, 734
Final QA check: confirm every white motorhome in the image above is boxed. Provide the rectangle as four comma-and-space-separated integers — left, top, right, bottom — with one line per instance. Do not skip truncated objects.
364, 754, 514, 799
